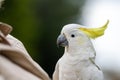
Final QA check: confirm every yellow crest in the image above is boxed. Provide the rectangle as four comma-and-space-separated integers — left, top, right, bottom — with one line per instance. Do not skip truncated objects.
79, 20, 109, 39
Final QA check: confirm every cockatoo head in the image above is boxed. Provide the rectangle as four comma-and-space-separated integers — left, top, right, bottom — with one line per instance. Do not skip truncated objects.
57, 20, 109, 53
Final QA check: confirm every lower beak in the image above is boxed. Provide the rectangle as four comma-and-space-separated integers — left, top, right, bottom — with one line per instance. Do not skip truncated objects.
57, 34, 68, 47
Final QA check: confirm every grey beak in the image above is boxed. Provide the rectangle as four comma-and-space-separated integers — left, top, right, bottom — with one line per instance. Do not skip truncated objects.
57, 34, 68, 47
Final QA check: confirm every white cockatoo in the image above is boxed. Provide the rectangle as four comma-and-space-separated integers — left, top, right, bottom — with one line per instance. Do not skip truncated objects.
53, 20, 109, 80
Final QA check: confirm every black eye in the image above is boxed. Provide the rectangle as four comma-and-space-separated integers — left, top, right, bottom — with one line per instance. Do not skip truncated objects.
71, 34, 75, 38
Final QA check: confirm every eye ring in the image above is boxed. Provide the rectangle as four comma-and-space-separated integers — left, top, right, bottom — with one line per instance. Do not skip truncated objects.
71, 34, 75, 38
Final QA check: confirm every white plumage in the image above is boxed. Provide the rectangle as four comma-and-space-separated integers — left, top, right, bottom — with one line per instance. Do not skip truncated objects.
53, 22, 109, 80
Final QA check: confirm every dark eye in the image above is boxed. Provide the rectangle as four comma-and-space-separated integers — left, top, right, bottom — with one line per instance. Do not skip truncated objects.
71, 34, 75, 38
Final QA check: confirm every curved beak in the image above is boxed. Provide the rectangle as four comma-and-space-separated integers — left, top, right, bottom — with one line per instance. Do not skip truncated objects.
57, 34, 68, 47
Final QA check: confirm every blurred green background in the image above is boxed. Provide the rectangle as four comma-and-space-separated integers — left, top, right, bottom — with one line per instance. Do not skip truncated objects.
0, 0, 86, 77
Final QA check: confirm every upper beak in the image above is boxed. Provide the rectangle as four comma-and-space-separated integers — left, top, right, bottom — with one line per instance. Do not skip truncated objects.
57, 34, 68, 47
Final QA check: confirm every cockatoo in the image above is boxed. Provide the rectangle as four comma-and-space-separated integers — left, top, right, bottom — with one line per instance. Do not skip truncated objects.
53, 20, 109, 80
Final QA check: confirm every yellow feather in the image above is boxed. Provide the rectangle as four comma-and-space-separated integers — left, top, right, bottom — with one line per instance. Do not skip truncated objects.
79, 20, 109, 39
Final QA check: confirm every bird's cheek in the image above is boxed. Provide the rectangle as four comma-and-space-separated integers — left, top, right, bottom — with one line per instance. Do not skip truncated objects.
78, 37, 85, 45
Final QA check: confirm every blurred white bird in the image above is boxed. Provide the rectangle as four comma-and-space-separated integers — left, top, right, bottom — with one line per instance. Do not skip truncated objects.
53, 20, 109, 80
